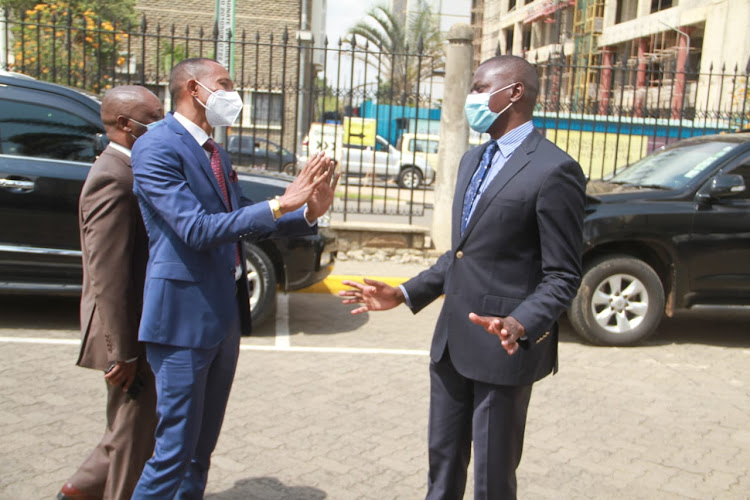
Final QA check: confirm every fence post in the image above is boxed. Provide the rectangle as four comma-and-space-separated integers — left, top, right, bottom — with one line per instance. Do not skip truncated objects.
0, 8, 7, 70
432, 23, 472, 252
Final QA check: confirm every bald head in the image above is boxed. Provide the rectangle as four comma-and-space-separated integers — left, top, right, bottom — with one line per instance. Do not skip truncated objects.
478, 55, 540, 111
101, 85, 163, 148
169, 58, 222, 101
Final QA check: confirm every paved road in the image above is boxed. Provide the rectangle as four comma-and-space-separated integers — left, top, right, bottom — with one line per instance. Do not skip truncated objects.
1, 261, 749, 499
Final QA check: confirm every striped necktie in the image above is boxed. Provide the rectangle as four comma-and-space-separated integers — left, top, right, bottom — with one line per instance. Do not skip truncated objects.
203, 139, 241, 269
461, 141, 499, 234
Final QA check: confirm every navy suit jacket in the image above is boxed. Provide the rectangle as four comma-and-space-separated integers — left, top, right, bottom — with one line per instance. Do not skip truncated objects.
132, 113, 314, 349
402, 130, 586, 386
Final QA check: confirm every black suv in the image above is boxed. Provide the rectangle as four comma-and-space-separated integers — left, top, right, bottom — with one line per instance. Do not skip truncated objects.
569, 133, 750, 345
0, 71, 336, 326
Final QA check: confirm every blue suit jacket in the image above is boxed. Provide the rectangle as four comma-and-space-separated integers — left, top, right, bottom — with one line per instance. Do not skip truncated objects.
132, 113, 314, 349
402, 130, 586, 386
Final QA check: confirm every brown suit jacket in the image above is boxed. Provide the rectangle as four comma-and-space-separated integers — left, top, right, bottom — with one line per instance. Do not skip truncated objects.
77, 145, 148, 370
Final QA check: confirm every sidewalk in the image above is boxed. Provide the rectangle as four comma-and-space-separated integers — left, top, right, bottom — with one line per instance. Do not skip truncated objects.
297, 257, 431, 294
1, 260, 749, 499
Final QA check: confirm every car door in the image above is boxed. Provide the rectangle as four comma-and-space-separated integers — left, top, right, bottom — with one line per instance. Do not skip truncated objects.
687, 152, 750, 303
228, 135, 253, 167
374, 136, 399, 178
0, 84, 101, 289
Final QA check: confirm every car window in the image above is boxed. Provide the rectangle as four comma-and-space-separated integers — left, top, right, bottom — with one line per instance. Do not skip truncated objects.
610, 140, 738, 189
410, 138, 439, 154
263, 141, 281, 155
724, 161, 750, 200
237, 136, 253, 151
375, 139, 388, 153
0, 99, 100, 163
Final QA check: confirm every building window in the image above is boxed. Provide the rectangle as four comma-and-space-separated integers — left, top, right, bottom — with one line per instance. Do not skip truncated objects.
522, 27, 532, 53
250, 92, 283, 127
616, 0, 638, 24
650, 0, 674, 13
508, 0, 516, 11
504, 28, 514, 55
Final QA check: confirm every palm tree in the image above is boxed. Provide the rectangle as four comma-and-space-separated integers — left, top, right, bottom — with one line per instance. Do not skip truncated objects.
345, 2, 444, 102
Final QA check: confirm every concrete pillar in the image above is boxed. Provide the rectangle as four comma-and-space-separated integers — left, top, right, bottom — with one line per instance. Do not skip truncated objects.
671, 26, 692, 120
634, 37, 648, 117
598, 47, 614, 115
513, 22, 523, 56
432, 24, 473, 252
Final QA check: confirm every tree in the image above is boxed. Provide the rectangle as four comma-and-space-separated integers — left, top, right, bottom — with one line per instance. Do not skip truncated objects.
2, 1, 137, 93
345, 2, 444, 102
1, 0, 136, 23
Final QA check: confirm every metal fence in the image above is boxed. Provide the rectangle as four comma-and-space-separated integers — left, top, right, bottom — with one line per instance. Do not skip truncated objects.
2, 10, 749, 221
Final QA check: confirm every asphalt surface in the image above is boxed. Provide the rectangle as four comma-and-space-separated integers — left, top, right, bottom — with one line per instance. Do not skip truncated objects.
1, 260, 749, 499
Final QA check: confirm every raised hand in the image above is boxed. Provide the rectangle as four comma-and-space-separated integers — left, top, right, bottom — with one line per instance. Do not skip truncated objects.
306, 157, 340, 222
278, 152, 330, 215
339, 278, 405, 315
468, 313, 526, 355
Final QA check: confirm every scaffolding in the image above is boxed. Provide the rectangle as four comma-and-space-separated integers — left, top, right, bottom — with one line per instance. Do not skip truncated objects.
571, 0, 605, 106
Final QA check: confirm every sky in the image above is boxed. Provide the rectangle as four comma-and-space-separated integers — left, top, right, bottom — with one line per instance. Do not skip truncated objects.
325, 0, 373, 47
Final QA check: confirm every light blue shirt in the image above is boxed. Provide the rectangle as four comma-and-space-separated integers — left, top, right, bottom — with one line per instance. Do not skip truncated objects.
399, 120, 535, 308
466, 120, 535, 221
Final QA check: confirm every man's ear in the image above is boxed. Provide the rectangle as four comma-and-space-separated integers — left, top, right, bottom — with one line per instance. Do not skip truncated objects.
115, 114, 131, 132
187, 79, 199, 97
510, 82, 525, 103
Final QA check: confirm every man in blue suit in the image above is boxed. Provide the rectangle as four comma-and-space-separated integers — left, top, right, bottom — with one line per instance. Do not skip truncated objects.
340, 55, 586, 499
130, 58, 336, 499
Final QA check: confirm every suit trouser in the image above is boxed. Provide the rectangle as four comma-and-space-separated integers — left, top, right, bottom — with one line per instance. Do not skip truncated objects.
132, 307, 241, 500
426, 350, 533, 500
67, 357, 157, 500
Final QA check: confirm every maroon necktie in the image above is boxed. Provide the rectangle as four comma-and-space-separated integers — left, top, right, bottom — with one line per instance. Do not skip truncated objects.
203, 139, 241, 269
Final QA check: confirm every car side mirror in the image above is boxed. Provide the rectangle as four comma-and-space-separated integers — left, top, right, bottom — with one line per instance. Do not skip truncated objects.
706, 174, 746, 198
94, 133, 108, 157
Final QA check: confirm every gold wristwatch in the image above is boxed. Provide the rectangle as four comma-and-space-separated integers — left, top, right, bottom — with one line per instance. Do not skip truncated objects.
269, 196, 283, 220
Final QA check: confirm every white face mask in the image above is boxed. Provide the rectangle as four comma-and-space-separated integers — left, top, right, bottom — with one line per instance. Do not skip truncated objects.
194, 80, 243, 127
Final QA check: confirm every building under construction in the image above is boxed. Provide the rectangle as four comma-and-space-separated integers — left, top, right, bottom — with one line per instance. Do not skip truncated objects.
473, 0, 750, 116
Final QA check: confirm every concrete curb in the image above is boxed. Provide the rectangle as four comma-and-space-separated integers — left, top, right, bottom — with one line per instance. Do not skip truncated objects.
294, 275, 408, 295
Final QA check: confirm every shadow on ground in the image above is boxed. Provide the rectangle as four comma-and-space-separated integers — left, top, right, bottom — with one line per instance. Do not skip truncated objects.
0, 295, 80, 331
206, 477, 326, 500
249, 293, 369, 338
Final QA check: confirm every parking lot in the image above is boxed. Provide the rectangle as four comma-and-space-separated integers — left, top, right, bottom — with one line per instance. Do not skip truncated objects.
0, 260, 749, 499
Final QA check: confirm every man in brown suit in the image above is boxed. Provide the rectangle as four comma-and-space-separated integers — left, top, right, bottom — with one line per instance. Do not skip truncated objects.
58, 86, 164, 500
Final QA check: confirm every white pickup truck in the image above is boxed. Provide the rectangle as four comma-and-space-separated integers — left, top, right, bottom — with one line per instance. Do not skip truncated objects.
302, 123, 435, 189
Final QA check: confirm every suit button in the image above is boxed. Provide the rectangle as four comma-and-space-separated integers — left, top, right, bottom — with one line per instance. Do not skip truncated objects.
456, 250, 464, 259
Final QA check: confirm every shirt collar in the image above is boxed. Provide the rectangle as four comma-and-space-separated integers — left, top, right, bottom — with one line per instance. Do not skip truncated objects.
493, 120, 535, 159
173, 111, 211, 147
108, 142, 131, 158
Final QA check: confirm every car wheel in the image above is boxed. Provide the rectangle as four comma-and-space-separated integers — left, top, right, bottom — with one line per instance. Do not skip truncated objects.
243, 243, 277, 326
398, 167, 423, 189
569, 255, 664, 346
282, 163, 296, 176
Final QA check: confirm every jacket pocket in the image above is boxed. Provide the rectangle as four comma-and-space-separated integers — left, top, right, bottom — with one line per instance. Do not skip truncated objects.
481, 294, 523, 317
149, 262, 200, 282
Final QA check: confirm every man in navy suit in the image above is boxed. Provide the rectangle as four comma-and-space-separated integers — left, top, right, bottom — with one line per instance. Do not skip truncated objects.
130, 58, 337, 499
341, 55, 586, 499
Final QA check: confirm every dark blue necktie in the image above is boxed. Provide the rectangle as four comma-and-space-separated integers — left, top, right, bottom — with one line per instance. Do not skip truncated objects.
461, 141, 499, 233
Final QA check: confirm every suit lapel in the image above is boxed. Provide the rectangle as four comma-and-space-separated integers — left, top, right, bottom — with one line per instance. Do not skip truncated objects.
166, 114, 230, 210
459, 130, 542, 243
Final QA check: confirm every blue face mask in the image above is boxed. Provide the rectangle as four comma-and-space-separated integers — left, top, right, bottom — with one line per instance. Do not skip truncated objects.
128, 117, 161, 140
464, 82, 518, 133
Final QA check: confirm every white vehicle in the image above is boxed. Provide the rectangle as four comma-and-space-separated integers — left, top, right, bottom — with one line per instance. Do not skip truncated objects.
303, 123, 435, 189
